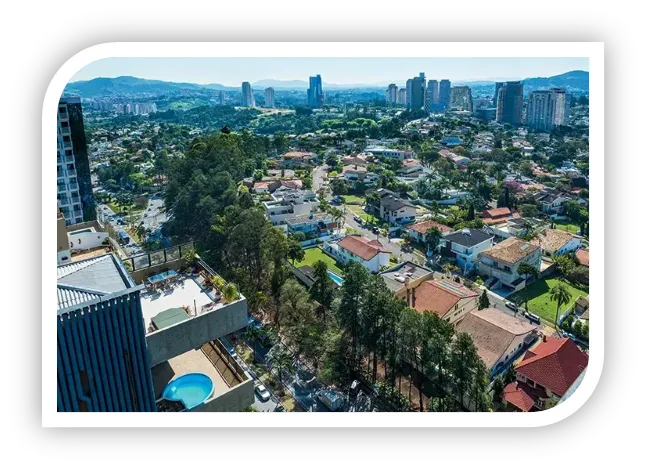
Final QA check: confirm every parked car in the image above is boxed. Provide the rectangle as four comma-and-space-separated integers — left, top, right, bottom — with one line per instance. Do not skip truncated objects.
274, 404, 285, 412
371, 227, 380, 234
255, 383, 271, 402
505, 301, 519, 312
353, 215, 363, 224
524, 311, 541, 324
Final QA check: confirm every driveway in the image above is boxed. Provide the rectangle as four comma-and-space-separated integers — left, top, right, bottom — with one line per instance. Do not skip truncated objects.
312, 165, 328, 192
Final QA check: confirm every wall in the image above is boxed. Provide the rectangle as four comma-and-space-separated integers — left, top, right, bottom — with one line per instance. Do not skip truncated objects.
129, 258, 187, 285
443, 296, 477, 324
555, 237, 583, 256
68, 230, 109, 253
193, 378, 255, 412
146, 298, 249, 367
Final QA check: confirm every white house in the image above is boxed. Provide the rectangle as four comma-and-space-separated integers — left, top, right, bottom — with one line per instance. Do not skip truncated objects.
477, 237, 542, 292
342, 165, 378, 187
397, 158, 424, 175
408, 220, 452, 245
263, 190, 319, 229
441, 228, 495, 273
378, 193, 417, 225
330, 235, 391, 273
456, 308, 538, 374
364, 147, 414, 160
530, 228, 583, 257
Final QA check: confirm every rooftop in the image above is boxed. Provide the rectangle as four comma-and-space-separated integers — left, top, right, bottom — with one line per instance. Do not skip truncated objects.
57, 253, 138, 312
379, 262, 434, 293
380, 194, 416, 211
530, 229, 577, 254
338, 235, 390, 261
411, 279, 478, 317
455, 308, 537, 370
409, 220, 452, 235
575, 248, 589, 267
482, 237, 540, 264
285, 212, 333, 225
443, 228, 493, 248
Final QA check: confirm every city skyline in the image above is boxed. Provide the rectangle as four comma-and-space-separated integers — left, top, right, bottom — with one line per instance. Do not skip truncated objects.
70, 57, 589, 86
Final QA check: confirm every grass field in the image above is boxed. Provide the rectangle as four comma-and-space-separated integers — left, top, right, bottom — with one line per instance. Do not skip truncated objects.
510, 276, 588, 325
346, 204, 373, 222
295, 247, 343, 273
344, 195, 365, 205
554, 222, 581, 235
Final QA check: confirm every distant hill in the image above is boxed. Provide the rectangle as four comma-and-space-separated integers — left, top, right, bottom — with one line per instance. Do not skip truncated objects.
65, 70, 588, 98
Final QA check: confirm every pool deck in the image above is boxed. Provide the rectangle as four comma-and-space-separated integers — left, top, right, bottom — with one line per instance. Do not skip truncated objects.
151, 348, 232, 400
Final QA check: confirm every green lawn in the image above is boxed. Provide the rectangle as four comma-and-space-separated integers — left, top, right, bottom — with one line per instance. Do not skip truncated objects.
554, 222, 581, 235
510, 276, 588, 325
344, 195, 365, 205
295, 247, 343, 274
346, 204, 373, 222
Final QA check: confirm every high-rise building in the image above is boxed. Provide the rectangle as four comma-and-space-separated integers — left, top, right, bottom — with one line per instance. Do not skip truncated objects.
307, 75, 324, 108
526, 88, 568, 132
450, 85, 473, 112
406, 73, 426, 111
57, 97, 95, 225
241, 82, 255, 107
264, 87, 275, 108
496, 81, 524, 125
425, 80, 439, 113
438, 79, 452, 111
397, 88, 407, 106
57, 253, 156, 411
218, 91, 225, 105
386, 84, 398, 105
493, 82, 504, 109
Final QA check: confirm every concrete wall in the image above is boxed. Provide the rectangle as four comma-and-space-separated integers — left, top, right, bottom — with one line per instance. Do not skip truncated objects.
146, 298, 249, 367
194, 378, 254, 412
68, 230, 109, 252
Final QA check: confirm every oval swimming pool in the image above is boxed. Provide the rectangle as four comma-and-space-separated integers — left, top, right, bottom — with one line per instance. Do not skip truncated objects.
162, 373, 214, 410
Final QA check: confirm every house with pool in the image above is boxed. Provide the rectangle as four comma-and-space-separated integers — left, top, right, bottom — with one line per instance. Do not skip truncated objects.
324, 235, 391, 273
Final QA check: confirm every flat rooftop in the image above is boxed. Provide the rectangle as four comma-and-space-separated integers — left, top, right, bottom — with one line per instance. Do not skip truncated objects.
379, 261, 434, 293
140, 276, 214, 332
151, 346, 236, 402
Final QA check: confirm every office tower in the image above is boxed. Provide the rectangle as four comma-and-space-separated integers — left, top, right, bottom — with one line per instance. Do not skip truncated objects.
493, 82, 504, 109
397, 88, 407, 105
450, 85, 473, 111
307, 75, 324, 108
496, 81, 524, 125
218, 91, 225, 105
425, 80, 439, 113
241, 82, 255, 107
124, 103, 131, 114
264, 87, 275, 108
406, 73, 426, 111
386, 84, 398, 104
57, 97, 95, 225
57, 253, 156, 411
526, 88, 568, 132
438, 79, 452, 111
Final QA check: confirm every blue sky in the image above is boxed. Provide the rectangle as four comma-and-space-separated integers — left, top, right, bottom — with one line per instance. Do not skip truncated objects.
71, 57, 589, 85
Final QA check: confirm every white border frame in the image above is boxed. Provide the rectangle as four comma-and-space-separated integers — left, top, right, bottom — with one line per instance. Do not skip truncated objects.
43, 42, 604, 427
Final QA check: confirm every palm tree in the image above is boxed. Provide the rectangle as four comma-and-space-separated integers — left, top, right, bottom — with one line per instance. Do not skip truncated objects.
425, 226, 443, 257
517, 263, 539, 313
550, 282, 572, 328
268, 345, 294, 386
244, 326, 264, 363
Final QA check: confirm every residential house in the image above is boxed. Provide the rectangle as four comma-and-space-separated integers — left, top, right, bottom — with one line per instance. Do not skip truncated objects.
408, 220, 452, 245
278, 151, 316, 168
479, 207, 521, 225
327, 235, 391, 273
397, 158, 424, 175
364, 147, 413, 160
455, 308, 538, 374
252, 182, 270, 194
272, 179, 304, 195
405, 278, 478, 324
441, 136, 464, 147
477, 237, 542, 292
284, 212, 336, 238
342, 154, 369, 166
575, 248, 589, 268
342, 165, 378, 188
574, 295, 589, 319
501, 337, 588, 411
538, 192, 571, 215
441, 228, 495, 273
530, 228, 583, 257
379, 262, 435, 296
376, 192, 417, 225
263, 190, 319, 230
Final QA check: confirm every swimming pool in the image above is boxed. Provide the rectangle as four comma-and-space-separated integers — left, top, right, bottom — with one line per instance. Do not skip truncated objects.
161, 373, 214, 410
327, 271, 344, 285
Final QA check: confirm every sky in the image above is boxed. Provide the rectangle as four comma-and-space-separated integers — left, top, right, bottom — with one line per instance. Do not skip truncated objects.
70, 57, 589, 86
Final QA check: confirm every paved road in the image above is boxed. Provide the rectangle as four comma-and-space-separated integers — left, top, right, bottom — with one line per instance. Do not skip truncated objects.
312, 165, 328, 193
142, 197, 167, 230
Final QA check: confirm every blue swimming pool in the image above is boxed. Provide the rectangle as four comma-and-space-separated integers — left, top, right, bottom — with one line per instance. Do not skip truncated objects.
162, 373, 214, 410
328, 271, 344, 285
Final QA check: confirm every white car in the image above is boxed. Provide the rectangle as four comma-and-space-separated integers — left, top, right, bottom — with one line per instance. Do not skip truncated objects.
255, 383, 271, 402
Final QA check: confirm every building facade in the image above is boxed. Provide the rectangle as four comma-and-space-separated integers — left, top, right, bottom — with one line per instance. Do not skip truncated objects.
307, 74, 324, 108
264, 87, 275, 108
241, 82, 255, 107
57, 254, 156, 411
218, 91, 225, 105
386, 84, 398, 104
493, 82, 504, 109
438, 79, 452, 111
477, 237, 542, 292
57, 97, 95, 225
526, 88, 567, 132
406, 73, 426, 111
425, 79, 439, 113
495, 81, 524, 125
450, 85, 473, 112
397, 88, 407, 106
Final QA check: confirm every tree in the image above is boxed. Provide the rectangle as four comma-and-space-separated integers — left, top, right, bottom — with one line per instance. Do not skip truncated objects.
449, 332, 480, 410
222, 283, 239, 302
550, 282, 572, 326
309, 260, 335, 323
277, 278, 313, 329
425, 226, 443, 255
517, 263, 539, 312
287, 236, 305, 265
244, 325, 264, 363
336, 262, 370, 375
520, 203, 539, 218
268, 345, 294, 385
477, 290, 490, 310
492, 375, 505, 404
553, 254, 576, 277
471, 360, 492, 412
330, 178, 348, 196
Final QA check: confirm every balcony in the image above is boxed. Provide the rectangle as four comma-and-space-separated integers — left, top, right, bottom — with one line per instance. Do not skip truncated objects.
67, 169, 77, 177
57, 172, 65, 179
57, 185, 67, 193
58, 198, 70, 206
68, 183, 79, 190
73, 210, 83, 218
63, 141, 72, 149
57, 157, 63, 164
60, 126, 71, 134
71, 196, 80, 204
65, 154, 75, 163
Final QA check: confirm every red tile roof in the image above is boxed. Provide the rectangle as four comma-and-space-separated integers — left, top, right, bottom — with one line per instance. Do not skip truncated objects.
411, 279, 478, 318
410, 220, 452, 235
576, 249, 589, 267
501, 381, 547, 412
338, 235, 390, 261
480, 207, 521, 225
515, 337, 588, 397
